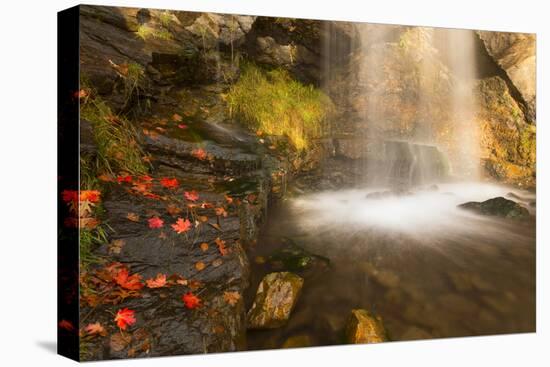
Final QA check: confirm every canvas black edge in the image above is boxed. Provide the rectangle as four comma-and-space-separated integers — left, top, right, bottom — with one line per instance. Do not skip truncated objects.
58, 4, 81, 362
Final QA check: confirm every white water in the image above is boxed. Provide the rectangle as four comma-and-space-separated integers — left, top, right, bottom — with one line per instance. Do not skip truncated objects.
290, 182, 534, 236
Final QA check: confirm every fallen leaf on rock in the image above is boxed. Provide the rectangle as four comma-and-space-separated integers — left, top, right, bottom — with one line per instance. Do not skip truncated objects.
80, 217, 100, 229
160, 177, 179, 189
108, 239, 125, 255
126, 212, 140, 222
115, 268, 144, 290
148, 216, 164, 229
184, 190, 199, 202
191, 148, 208, 160
171, 218, 192, 234
182, 292, 201, 309
188, 280, 203, 290
145, 273, 167, 288
195, 261, 206, 271
166, 204, 182, 216
212, 258, 223, 267
110, 331, 132, 351
215, 237, 230, 256
114, 308, 136, 331
84, 322, 107, 336
223, 291, 241, 306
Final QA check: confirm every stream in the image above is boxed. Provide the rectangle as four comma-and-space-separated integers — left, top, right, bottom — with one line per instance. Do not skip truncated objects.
246, 182, 536, 348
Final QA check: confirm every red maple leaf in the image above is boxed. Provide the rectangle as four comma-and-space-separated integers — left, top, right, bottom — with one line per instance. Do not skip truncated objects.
117, 175, 133, 184
114, 308, 136, 330
171, 218, 192, 234
145, 273, 167, 288
114, 268, 144, 290
184, 190, 199, 202
191, 148, 207, 160
148, 216, 164, 229
80, 190, 101, 203
182, 292, 201, 309
160, 177, 179, 189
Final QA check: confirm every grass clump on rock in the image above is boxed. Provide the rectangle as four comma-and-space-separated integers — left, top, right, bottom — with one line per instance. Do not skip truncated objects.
227, 63, 332, 151
80, 86, 149, 176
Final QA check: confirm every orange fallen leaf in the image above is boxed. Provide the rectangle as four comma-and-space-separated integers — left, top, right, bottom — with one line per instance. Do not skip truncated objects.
191, 148, 208, 160
223, 291, 241, 306
145, 273, 167, 288
172, 218, 192, 234
215, 237, 230, 256
172, 113, 183, 122
115, 268, 144, 290
84, 322, 106, 336
126, 212, 140, 222
195, 261, 206, 271
200, 242, 209, 251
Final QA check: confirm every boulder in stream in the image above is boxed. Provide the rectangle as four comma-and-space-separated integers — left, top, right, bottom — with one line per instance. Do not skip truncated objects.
345, 309, 388, 344
247, 272, 304, 329
458, 197, 530, 219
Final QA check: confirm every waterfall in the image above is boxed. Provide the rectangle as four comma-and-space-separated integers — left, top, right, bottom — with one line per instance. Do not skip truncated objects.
336, 24, 481, 189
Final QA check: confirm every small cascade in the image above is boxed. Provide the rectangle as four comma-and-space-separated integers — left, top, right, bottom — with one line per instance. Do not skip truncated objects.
378, 141, 449, 189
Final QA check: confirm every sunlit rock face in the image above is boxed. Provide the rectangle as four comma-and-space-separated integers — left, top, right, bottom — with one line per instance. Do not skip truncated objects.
477, 31, 536, 123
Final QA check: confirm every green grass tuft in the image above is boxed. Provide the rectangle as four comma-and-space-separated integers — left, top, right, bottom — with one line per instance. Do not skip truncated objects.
80, 88, 149, 176
227, 63, 332, 151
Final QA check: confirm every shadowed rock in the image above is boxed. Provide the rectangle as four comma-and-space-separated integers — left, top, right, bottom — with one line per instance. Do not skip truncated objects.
458, 197, 530, 219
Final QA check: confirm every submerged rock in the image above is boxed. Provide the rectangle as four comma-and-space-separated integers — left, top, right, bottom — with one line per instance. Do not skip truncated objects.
267, 238, 330, 278
345, 309, 388, 344
247, 272, 304, 329
458, 197, 530, 219
281, 335, 312, 349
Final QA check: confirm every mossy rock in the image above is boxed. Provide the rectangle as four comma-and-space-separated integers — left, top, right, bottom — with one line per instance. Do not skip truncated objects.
458, 197, 530, 219
345, 309, 388, 344
247, 272, 304, 329
268, 238, 330, 277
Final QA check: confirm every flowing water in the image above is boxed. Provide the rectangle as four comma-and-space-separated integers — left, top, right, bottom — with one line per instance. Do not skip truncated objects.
247, 182, 535, 348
